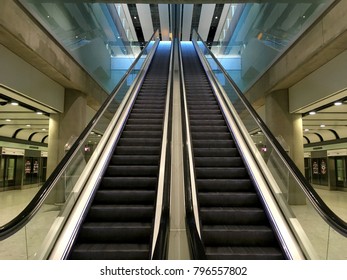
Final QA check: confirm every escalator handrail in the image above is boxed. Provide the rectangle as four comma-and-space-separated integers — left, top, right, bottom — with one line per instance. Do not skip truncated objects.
0, 30, 160, 240
178, 40, 206, 259
192, 30, 347, 237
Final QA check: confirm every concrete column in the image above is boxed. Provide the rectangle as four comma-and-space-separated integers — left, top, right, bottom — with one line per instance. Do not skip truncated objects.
46, 89, 87, 203
265, 90, 306, 205
47, 113, 61, 178
59, 89, 87, 157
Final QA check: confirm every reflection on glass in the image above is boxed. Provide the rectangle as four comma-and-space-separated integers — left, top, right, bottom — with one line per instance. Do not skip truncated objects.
211, 1, 334, 92
19, 1, 143, 93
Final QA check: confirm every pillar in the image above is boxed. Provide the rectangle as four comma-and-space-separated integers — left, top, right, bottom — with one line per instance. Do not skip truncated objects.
46, 89, 87, 203
265, 89, 306, 205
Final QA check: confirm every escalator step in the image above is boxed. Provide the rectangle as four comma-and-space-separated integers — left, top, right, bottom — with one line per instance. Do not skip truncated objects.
195, 167, 249, 179
123, 124, 163, 131
205, 247, 284, 260
109, 155, 159, 166
193, 140, 236, 149
189, 114, 224, 121
190, 125, 229, 133
198, 192, 260, 207
202, 225, 278, 247
78, 222, 152, 243
200, 207, 267, 225
115, 146, 160, 155
105, 166, 158, 177
127, 118, 163, 125
191, 132, 232, 140
195, 157, 243, 167
196, 179, 254, 192
127, 113, 163, 120
100, 177, 157, 189
117, 138, 161, 146
194, 148, 239, 157
190, 120, 225, 126
94, 190, 156, 204
87, 205, 154, 222
69, 243, 150, 260
121, 131, 163, 138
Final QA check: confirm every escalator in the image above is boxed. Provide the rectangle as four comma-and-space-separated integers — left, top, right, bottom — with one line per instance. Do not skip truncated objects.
68, 42, 171, 260
181, 42, 285, 260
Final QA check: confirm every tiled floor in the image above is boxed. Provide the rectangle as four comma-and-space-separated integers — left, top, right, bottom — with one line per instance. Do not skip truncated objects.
0, 185, 347, 260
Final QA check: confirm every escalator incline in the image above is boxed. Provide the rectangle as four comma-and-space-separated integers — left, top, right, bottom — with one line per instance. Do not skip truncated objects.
68, 43, 171, 260
182, 43, 285, 260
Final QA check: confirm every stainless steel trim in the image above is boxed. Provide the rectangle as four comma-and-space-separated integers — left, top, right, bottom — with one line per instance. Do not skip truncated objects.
151, 41, 173, 258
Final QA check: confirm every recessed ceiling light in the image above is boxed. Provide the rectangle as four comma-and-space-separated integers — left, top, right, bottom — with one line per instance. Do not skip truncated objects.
26, 124, 31, 127
42, 128, 46, 131
334, 101, 342, 106
304, 128, 310, 132
36, 111, 43, 115
320, 124, 326, 128
11, 101, 19, 106
309, 111, 316, 115
5, 119, 11, 122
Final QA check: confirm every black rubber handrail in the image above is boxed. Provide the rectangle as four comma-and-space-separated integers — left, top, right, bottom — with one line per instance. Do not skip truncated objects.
0, 30, 160, 241
193, 30, 347, 237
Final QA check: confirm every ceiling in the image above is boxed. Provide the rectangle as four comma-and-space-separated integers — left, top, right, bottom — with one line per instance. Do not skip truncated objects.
302, 97, 347, 145
0, 92, 49, 145
0, 1, 345, 146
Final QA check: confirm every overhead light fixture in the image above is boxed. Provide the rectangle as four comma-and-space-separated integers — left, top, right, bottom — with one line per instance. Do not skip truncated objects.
26, 124, 31, 127
36, 111, 43, 115
309, 111, 316, 115
334, 101, 342, 106
304, 128, 310, 132
11, 101, 19, 106
5, 119, 11, 122
320, 124, 326, 128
